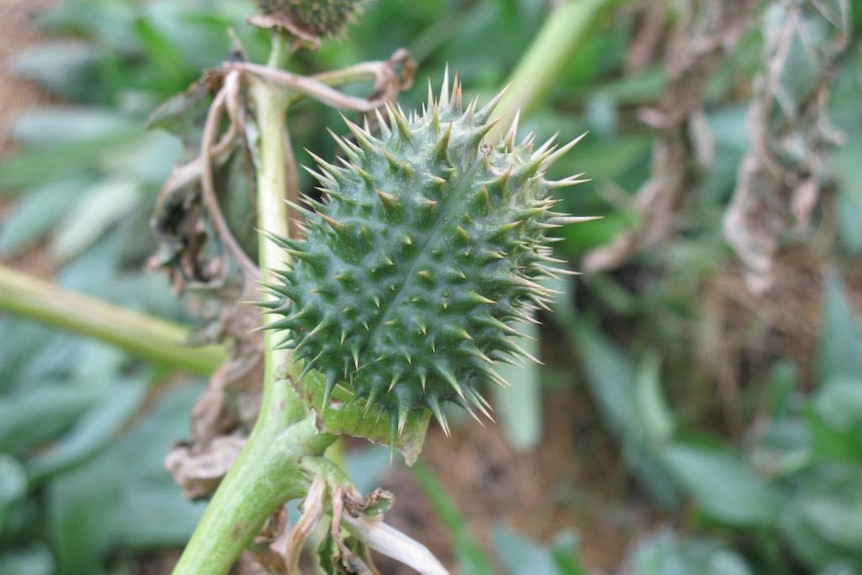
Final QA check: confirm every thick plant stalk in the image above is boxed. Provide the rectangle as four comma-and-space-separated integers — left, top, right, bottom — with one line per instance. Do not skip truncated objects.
170, 35, 337, 575
170, 416, 335, 575
251, 35, 307, 426
488, 0, 626, 141
0, 264, 224, 375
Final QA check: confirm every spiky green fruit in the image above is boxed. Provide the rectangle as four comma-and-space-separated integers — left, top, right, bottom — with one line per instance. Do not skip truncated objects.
266, 75, 586, 438
252, 0, 364, 39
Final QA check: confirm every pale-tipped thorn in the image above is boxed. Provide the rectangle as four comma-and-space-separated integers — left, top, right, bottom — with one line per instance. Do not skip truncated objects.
426, 77, 436, 108
533, 133, 559, 158
426, 395, 450, 436
434, 364, 465, 400
397, 405, 410, 436
475, 82, 510, 124
451, 74, 463, 108
321, 371, 338, 412
547, 174, 591, 189
384, 101, 412, 141
439, 66, 450, 108
465, 387, 495, 421
341, 114, 376, 150
558, 215, 602, 224
327, 127, 361, 159
457, 398, 484, 425
374, 108, 391, 139
505, 109, 521, 148
544, 131, 588, 165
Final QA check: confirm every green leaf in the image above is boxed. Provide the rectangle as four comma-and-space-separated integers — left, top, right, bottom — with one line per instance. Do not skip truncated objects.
780, 464, 862, 572
0, 129, 143, 192
0, 455, 28, 535
38, 1, 137, 46
96, 131, 181, 185
628, 530, 753, 575
573, 323, 679, 508
0, 544, 55, 575
0, 317, 81, 393
139, 2, 238, 73
813, 376, 862, 433
10, 109, 131, 148
0, 177, 89, 257
146, 72, 214, 145
491, 320, 542, 451
763, 1, 846, 118
661, 444, 782, 528
132, 17, 193, 93
491, 525, 584, 575
551, 531, 586, 575
837, 191, 862, 256
806, 375, 862, 462
293, 369, 430, 466
12, 42, 103, 101
576, 66, 666, 105
27, 378, 148, 482
834, 142, 862, 256
560, 211, 639, 255
0, 385, 97, 455
412, 463, 495, 575
635, 352, 675, 445
816, 275, 862, 382
48, 384, 205, 575
750, 418, 811, 478
556, 135, 652, 181
49, 177, 143, 264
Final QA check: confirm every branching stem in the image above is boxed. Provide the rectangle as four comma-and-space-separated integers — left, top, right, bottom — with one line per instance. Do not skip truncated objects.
0, 264, 224, 375
200, 69, 260, 279
170, 33, 337, 575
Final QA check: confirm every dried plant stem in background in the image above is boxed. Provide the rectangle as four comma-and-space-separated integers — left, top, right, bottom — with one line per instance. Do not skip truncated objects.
584, 0, 754, 272
723, 0, 850, 293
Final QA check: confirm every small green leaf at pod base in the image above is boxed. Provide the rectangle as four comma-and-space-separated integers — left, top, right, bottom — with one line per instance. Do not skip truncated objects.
292, 368, 431, 466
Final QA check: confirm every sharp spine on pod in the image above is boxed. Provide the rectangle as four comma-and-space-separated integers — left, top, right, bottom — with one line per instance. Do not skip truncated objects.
263, 72, 588, 440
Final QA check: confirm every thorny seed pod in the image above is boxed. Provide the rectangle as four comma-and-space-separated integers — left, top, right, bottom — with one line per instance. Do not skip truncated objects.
264, 73, 588, 440
252, 0, 365, 40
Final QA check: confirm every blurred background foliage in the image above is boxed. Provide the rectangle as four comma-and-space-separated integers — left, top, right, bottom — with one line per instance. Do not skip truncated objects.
0, 0, 861, 574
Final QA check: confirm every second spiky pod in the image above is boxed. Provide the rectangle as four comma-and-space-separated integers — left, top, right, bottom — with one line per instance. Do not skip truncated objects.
252, 0, 365, 40
265, 75, 585, 437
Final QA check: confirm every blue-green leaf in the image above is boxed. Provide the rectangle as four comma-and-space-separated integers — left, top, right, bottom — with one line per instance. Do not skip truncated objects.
661, 444, 782, 527
816, 275, 862, 382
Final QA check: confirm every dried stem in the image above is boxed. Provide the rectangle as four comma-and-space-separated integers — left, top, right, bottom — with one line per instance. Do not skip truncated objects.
170, 33, 328, 575
584, 0, 754, 272
199, 69, 260, 279
244, 64, 386, 111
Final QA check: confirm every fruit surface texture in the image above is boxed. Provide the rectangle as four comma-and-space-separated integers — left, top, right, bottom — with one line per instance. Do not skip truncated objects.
266, 76, 585, 436
252, 0, 364, 38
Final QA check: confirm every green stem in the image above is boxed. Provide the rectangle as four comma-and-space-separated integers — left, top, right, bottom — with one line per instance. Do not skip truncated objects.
488, 0, 624, 141
0, 264, 223, 375
253, 33, 306, 427
171, 33, 329, 575
170, 415, 336, 575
